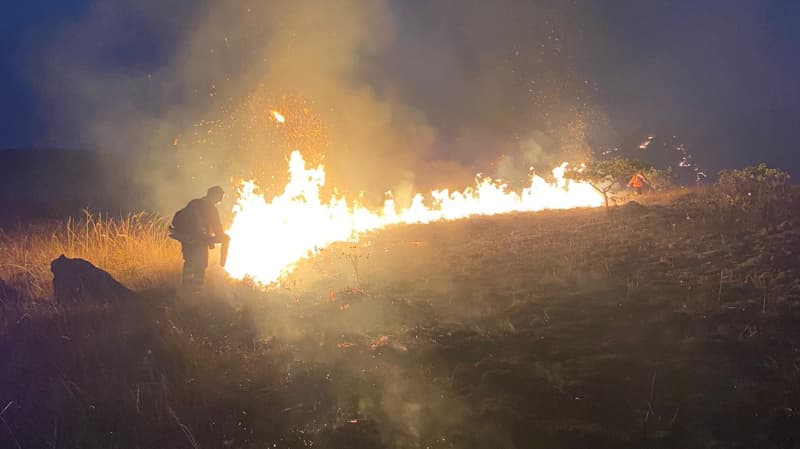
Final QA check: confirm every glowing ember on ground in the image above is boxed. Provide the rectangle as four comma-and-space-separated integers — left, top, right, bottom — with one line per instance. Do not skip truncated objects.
270, 110, 286, 124
224, 151, 605, 286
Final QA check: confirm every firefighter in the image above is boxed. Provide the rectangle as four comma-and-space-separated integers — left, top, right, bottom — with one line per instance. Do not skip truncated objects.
170, 186, 230, 290
627, 172, 649, 195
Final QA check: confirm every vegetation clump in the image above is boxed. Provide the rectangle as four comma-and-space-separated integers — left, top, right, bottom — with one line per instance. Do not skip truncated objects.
711, 163, 792, 225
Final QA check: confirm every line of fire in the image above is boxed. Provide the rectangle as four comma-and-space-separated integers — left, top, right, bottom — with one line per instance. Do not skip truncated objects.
1, 2, 798, 448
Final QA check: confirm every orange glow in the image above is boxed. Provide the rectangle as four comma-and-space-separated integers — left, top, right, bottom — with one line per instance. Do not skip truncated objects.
224, 151, 605, 286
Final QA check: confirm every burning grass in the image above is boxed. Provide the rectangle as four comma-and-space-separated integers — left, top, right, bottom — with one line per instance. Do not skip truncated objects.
0, 211, 181, 299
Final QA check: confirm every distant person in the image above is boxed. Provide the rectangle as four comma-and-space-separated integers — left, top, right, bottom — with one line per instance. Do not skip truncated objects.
627, 172, 649, 195
170, 186, 230, 290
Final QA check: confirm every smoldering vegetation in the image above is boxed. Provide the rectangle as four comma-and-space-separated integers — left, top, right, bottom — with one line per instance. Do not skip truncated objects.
2, 190, 799, 448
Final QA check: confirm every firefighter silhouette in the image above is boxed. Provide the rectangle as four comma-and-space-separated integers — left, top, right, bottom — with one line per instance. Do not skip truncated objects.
169, 186, 230, 290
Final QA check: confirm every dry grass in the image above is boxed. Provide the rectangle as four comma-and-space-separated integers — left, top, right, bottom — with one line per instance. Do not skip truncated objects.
0, 211, 181, 299
1, 199, 799, 448
621, 185, 707, 206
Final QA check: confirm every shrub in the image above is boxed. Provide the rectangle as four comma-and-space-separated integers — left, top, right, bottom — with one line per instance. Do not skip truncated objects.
642, 166, 676, 192
711, 163, 791, 225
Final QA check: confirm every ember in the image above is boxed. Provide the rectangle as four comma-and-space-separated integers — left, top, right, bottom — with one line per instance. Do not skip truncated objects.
270, 110, 286, 124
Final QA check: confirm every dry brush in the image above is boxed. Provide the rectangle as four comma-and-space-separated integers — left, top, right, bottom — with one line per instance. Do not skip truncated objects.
0, 211, 181, 299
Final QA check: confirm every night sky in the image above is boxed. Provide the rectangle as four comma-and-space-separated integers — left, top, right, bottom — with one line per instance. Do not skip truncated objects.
2, 0, 799, 175
0, 1, 88, 148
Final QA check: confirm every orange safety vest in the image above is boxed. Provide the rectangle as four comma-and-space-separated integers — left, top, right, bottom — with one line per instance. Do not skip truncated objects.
629, 174, 644, 188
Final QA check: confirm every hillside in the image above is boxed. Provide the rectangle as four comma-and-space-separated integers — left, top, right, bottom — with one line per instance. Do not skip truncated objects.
1, 198, 799, 448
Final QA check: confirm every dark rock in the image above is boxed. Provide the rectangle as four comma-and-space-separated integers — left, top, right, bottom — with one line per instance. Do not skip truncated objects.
50, 254, 138, 303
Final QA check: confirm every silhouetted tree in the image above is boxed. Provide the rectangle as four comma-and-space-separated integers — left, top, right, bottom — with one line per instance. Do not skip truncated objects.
565, 157, 647, 210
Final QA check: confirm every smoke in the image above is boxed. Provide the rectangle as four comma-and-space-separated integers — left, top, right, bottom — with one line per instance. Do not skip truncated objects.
19, 1, 615, 445
24, 0, 434, 214
24, 0, 609, 216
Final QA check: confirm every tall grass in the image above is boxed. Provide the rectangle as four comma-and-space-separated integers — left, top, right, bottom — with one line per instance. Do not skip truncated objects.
0, 211, 182, 299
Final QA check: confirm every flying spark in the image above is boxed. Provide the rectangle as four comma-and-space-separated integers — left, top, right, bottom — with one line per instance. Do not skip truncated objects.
271, 110, 286, 124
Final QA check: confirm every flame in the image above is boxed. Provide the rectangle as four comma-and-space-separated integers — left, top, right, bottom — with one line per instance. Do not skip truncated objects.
270, 110, 286, 124
225, 151, 604, 285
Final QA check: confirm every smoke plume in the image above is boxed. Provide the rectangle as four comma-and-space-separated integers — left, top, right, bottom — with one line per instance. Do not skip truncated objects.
25, 0, 605, 215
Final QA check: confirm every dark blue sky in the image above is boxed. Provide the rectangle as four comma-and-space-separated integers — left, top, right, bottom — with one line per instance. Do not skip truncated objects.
2, 0, 799, 174
0, 1, 89, 147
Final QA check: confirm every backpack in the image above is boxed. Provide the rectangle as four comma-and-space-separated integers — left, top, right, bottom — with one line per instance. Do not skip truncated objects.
171, 200, 199, 233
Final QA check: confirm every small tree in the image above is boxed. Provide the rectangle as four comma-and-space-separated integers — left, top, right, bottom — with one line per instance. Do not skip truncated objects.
565, 157, 647, 209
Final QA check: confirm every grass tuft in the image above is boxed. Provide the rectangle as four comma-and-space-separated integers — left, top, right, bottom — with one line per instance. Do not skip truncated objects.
0, 210, 181, 299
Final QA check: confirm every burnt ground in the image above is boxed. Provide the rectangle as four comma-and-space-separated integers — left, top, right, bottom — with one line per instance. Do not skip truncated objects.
2, 200, 800, 448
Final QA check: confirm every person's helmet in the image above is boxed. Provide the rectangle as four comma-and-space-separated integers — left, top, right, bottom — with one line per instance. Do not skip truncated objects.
207, 185, 225, 202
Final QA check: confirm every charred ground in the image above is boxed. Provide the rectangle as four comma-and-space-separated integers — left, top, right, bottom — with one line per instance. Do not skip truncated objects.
1, 193, 800, 448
